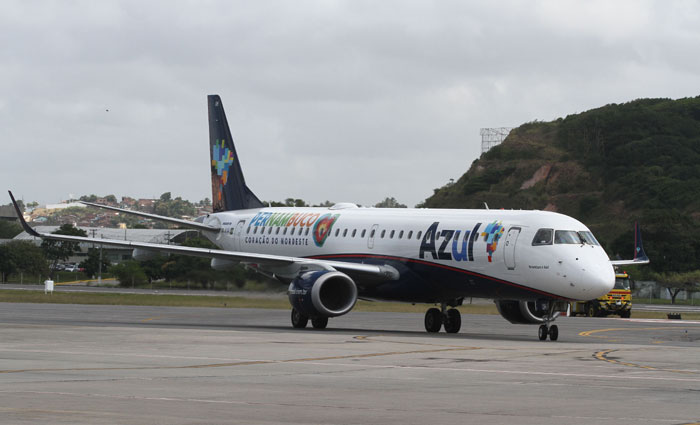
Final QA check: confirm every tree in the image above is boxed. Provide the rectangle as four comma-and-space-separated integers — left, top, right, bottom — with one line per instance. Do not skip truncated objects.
160, 192, 172, 202
651, 270, 700, 304
79, 248, 111, 279
374, 197, 407, 208
0, 220, 22, 239
110, 261, 148, 287
79, 194, 98, 202
284, 198, 308, 207
104, 194, 117, 204
41, 224, 88, 277
0, 240, 48, 282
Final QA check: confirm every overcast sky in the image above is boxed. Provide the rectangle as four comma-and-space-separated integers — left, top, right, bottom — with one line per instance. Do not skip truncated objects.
2, 1, 699, 208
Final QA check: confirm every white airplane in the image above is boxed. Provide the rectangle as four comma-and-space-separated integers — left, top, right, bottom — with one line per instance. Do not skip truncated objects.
8, 95, 649, 341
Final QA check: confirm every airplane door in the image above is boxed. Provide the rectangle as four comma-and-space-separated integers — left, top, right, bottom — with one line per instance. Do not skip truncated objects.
367, 224, 379, 249
233, 220, 246, 251
504, 227, 521, 270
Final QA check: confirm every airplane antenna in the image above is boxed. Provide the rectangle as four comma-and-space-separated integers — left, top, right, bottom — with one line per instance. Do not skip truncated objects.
484, 202, 489, 210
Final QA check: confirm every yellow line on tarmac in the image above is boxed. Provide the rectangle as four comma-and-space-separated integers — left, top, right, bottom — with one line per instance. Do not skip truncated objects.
141, 316, 165, 323
579, 327, 670, 338
594, 349, 698, 375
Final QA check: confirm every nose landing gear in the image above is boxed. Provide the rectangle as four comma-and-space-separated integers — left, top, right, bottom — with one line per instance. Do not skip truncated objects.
424, 301, 462, 334
537, 302, 562, 341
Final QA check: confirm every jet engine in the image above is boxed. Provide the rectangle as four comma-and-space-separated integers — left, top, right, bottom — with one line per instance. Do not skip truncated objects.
495, 300, 556, 324
132, 248, 159, 261
288, 270, 358, 318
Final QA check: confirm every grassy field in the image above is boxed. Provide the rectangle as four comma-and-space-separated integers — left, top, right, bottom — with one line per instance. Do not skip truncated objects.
1, 289, 699, 320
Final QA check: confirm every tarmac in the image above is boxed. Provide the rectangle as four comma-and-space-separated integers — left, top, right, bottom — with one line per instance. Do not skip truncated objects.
1, 302, 700, 424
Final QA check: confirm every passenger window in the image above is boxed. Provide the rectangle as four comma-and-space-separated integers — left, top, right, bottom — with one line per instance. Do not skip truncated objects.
305, 228, 310, 236
352, 229, 357, 237
399, 230, 404, 239
283, 227, 287, 235
532, 229, 553, 246
276, 227, 280, 234
369, 229, 375, 238
408, 230, 413, 239
417, 231, 422, 240
290, 227, 295, 235
381, 230, 386, 238
390, 230, 395, 239
268, 227, 272, 234
335, 229, 340, 237
246, 227, 251, 234
343, 229, 348, 237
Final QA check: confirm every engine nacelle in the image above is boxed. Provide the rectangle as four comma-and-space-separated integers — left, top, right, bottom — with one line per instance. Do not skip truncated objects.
211, 258, 239, 271
288, 270, 358, 318
132, 248, 159, 261
495, 300, 558, 324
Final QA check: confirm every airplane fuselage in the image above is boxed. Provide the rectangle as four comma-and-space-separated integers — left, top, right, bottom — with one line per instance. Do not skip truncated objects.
202, 205, 615, 303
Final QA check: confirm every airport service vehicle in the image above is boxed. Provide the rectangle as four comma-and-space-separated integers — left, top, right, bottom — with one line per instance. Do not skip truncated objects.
7, 95, 649, 341
570, 271, 632, 318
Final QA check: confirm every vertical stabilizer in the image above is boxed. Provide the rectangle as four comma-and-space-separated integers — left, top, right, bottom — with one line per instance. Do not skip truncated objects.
208, 95, 264, 212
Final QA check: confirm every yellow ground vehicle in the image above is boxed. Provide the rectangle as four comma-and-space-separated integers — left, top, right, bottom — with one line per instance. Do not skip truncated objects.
570, 272, 632, 318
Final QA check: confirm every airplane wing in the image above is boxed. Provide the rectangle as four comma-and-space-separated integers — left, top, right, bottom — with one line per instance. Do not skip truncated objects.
79, 200, 219, 232
610, 222, 650, 266
8, 191, 398, 282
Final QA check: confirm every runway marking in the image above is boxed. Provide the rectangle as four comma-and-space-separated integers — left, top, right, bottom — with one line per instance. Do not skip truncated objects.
579, 327, 682, 338
0, 391, 690, 423
0, 344, 481, 374
594, 349, 699, 375
141, 316, 165, 322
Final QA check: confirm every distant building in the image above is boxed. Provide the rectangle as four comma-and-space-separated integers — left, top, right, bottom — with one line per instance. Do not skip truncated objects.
42, 202, 86, 212
0, 205, 21, 222
137, 199, 156, 212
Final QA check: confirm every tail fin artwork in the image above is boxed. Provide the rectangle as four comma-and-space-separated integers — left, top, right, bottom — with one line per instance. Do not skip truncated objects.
208, 95, 264, 212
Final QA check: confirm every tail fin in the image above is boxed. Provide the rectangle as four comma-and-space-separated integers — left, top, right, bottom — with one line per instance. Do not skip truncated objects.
208, 95, 264, 212
632, 221, 649, 263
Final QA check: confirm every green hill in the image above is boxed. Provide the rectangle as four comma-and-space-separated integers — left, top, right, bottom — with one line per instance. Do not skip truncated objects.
422, 97, 700, 274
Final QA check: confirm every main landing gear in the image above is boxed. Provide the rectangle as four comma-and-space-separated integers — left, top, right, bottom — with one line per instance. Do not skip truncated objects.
291, 308, 329, 329
424, 302, 461, 334
537, 302, 560, 341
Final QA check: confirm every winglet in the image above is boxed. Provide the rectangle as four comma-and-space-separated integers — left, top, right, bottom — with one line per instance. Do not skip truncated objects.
7, 190, 41, 237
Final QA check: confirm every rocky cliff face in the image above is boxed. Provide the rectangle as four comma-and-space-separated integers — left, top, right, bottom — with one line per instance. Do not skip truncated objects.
421, 97, 700, 273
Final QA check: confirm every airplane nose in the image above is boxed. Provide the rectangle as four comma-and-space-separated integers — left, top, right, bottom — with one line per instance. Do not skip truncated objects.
569, 254, 615, 300
584, 262, 615, 298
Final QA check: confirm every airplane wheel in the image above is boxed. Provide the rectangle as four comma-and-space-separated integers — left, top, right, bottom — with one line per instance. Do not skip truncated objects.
311, 317, 328, 329
548, 324, 559, 341
444, 309, 461, 333
538, 324, 548, 341
291, 308, 309, 328
620, 311, 631, 318
424, 308, 443, 333
586, 303, 599, 318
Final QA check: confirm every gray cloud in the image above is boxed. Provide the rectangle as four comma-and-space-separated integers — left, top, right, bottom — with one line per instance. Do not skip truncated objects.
2, 0, 699, 207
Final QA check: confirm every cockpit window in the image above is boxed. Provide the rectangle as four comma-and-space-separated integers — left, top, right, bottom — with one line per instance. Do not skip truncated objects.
532, 229, 553, 246
554, 230, 583, 244
579, 231, 600, 246
554, 230, 601, 245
